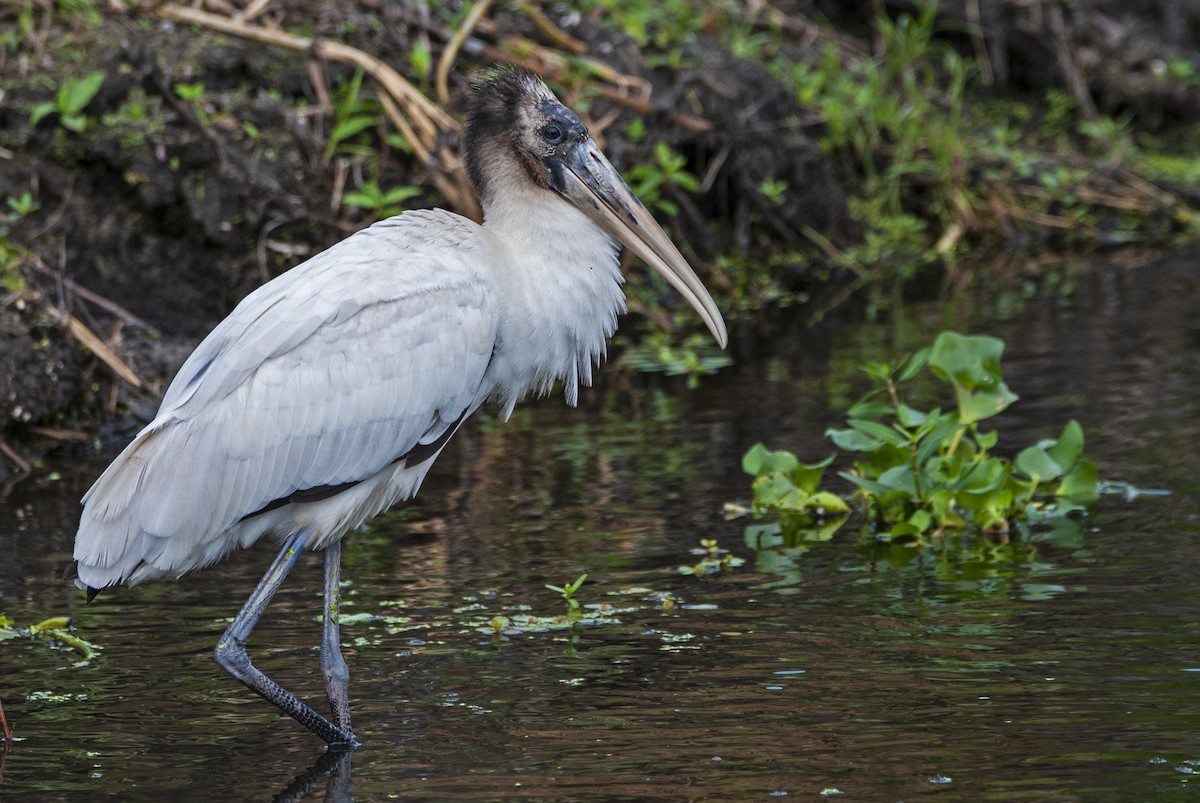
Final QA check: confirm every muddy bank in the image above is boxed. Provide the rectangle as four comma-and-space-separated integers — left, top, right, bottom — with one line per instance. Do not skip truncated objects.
1, 1, 1198, 465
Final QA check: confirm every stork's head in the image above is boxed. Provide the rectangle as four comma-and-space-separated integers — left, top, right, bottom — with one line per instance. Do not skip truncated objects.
464, 68, 727, 349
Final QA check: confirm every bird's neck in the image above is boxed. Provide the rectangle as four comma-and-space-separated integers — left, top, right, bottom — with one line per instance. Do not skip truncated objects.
481, 188, 627, 417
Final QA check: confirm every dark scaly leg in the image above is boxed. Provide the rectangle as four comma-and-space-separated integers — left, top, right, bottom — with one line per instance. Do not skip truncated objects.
321, 540, 353, 737
214, 531, 358, 747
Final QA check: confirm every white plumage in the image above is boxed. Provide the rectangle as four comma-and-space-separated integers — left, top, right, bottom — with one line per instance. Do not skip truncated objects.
69, 67, 725, 746
74, 198, 623, 588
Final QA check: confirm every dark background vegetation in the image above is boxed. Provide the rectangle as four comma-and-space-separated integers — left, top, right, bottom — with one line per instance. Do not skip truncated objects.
1, 0, 1199, 468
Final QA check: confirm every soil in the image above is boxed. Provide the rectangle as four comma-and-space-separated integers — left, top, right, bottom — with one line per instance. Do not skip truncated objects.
1, 1, 1198, 462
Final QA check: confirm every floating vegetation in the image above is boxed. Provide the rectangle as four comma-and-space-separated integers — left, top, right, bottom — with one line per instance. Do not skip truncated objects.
741, 331, 1109, 548
0, 614, 99, 663
677, 538, 745, 576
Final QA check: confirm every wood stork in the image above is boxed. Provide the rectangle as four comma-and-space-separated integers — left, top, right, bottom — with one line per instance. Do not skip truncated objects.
66, 67, 727, 747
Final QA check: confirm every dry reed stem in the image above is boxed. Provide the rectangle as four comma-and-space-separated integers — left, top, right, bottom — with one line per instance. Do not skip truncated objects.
44, 307, 143, 388
154, 3, 476, 212
436, 0, 495, 104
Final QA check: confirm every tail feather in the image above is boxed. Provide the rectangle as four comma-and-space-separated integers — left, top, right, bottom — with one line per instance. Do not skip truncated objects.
62, 559, 102, 602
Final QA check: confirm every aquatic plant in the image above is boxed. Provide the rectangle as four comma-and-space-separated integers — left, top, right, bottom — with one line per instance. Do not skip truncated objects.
677, 538, 746, 576
545, 573, 589, 623
0, 614, 99, 661
743, 331, 1099, 543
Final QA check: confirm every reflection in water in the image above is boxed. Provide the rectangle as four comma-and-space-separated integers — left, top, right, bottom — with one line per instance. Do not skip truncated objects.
1, 250, 1199, 799
274, 749, 353, 803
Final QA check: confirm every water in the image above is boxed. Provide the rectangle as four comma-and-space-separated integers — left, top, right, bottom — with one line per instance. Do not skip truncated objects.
2, 249, 1199, 800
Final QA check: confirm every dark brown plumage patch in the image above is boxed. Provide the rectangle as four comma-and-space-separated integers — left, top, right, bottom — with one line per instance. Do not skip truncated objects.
463, 67, 578, 207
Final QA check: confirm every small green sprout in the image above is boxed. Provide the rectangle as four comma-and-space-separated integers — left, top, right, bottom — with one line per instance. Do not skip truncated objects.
545, 573, 588, 623
30, 71, 105, 133
341, 181, 422, 220
5, 192, 39, 222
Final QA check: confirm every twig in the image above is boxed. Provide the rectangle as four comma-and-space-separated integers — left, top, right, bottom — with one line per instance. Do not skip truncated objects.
236, 0, 274, 23
0, 697, 12, 743
999, 201, 1077, 229
1012, 183, 1157, 213
28, 173, 76, 241
0, 441, 32, 476
154, 3, 474, 212
28, 427, 89, 442
1117, 170, 1180, 207
396, 8, 711, 132
1046, 3, 1096, 119
377, 93, 479, 219
473, 41, 711, 132
28, 256, 153, 330
435, 0, 495, 104
514, 0, 586, 54
44, 307, 143, 388
964, 0, 994, 85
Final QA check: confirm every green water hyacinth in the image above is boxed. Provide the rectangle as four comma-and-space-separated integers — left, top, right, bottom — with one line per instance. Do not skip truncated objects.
744, 331, 1100, 543
742, 445, 850, 538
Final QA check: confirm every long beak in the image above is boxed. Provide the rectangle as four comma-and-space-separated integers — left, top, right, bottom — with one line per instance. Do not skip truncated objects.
546, 141, 728, 348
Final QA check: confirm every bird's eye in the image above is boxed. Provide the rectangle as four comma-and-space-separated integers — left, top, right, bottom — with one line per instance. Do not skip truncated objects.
541, 123, 565, 144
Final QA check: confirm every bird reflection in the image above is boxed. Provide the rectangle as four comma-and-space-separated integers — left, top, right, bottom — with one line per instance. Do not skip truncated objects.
271, 748, 354, 803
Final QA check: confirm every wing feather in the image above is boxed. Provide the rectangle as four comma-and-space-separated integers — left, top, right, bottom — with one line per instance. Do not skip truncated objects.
74, 211, 498, 588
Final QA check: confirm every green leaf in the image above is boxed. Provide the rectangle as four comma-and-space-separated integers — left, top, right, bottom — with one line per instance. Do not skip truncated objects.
330, 114, 378, 144
741, 442, 769, 475
59, 114, 87, 133
381, 186, 422, 206
908, 508, 933, 533
751, 473, 805, 511
672, 170, 699, 192
975, 429, 999, 450
174, 82, 205, 102
847, 399, 893, 420
861, 361, 891, 382
790, 454, 836, 494
895, 404, 926, 427
928, 331, 1019, 423
30, 101, 57, 126
914, 414, 960, 466
742, 442, 799, 477
928, 331, 1004, 389
1057, 459, 1099, 502
778, 515, 848, 544
848, 419, 910, 448
886, 521, 922, 540
838, 471, 894, 497
409, 40, 432, 75
954, 379, 1019, 424
1046, 420, 1084, 471
1015, 445, 1064, 481
341, 189, 381, 209
384, 132, 412, 153
897, 347, 930, 381
827, 426, 883, 452
877, 464, 917, 496
958, 456, 1008, 494
804, 491, 849, 516
61, 71, 105, 115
